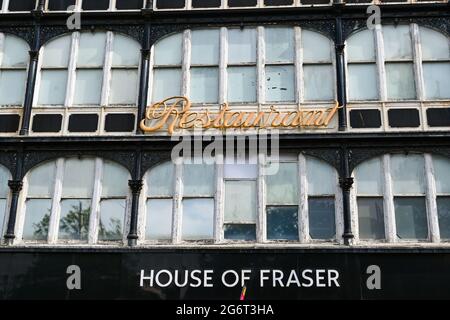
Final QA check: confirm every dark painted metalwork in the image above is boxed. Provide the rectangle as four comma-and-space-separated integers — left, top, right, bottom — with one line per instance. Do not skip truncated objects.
136, 19, 151, 134
127, 178, 143, 246
339, 147, 354, 244
334, 13, 347, 131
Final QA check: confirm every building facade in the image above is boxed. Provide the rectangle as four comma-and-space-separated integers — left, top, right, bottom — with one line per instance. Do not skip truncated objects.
0, 0, 449, 299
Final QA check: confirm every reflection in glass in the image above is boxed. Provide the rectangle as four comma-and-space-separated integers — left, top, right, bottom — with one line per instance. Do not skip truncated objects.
354, 157, 383, 195
182, 199, 214, 240
394, 197, 427, 240
146, 199, 173, 240
391, 154, 425, 194
23, 199, 52, 241
308, 197, 335, 239
62, 158, 95, 197
357, 197, 385, 240
183, 163, 215, 196
98, 199, 125, 241
266, 162, 298, 205
267, 206, 298, 240
147, 162, 174, 197
59, 199, 91, 241
437, 197, 450, 240
224, 224, 256, 241
102, 160, 130, 197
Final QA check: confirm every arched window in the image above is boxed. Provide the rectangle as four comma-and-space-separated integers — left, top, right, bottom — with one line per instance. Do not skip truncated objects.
19, 157, 130, 243
0, 33, 29, 107
34, 32, 140, 134
150, 27, 335, 105
0, 165, 11, 237
354, 154, 450, 242
142, 153, 341, 244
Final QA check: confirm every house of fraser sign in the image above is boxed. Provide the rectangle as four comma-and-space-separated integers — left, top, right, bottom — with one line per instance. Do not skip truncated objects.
140, 97, 340, 135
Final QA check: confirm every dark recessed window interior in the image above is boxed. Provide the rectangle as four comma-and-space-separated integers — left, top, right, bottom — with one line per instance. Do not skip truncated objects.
0, 1, 3, 10
68, 114, 99, 132
224, 224, 256, 241
388, 109, 420, 128
155, 0, 185, 9
345, 0, 371, 3
381, 0, 407, 2
350, 109, 382, 129
300, 0, 330, 4
228, 0, 257, 7
104, 114, 135, 132
47, 0, 75, 10
82, 0, 110, 10
427, 108, 450, 127
192, 0, 221, 8
32, 114, 63, 133
0, 115, 20, 133
8, 0, 36, 11
264, 0, 294, 5
116, 0, 143, 10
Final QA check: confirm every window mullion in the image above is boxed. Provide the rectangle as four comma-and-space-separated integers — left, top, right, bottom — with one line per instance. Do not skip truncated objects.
65, 32, 79, 108
382, 154, 396, 242
411, 24, 425, 101
257, 152, 266, 243
214, 154, 224, 243
0, 33, 5, 66
138, 177, 148, 244
374, 26, 387, 102
88, 158, 103, 244
100, 31, 114, 107
172, 161, 183, 244
181, 29, 191, 98
424, 153, 440, 242
294, 26, 303, 104
298, 153, 309, 243
334, 167, 344, 243
109, 0, 116, 10
48, 158, 64, 244
14, 174, 28, 242
257, 26, 265, 104
219, 27, 227, 105
2, 0, 9, 13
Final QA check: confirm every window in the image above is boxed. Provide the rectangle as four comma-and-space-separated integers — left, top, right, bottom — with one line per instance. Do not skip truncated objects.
20, 158, 130, 243
0, 165, 10, 237
0, 33, 29, 107
150, 27, 335, 105
353, 153, 450, 242
8, 0, 36, 11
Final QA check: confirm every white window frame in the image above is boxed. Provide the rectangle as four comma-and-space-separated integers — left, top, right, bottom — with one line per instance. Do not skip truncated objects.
15, 157, 131, 245
0, 168, 12, 241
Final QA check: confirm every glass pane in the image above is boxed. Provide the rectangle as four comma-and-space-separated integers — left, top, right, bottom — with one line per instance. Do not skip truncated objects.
224, 224, 256, 241
152, 68, 182, 102
62, 158, 95, 198
59, 199, 91, 241
38, 70, 68, 105
394, 197, 428, 240
420, 27, 450, 60
265, 27, 294, 63
146, 199, 172, 240
391, 154, 425, 194
147, 162, 174, 197
154, 33, 183, 66
306, 156, 335, 195
346, 30, 375, 62
74, 69, 103, 104
265, 65, 295, 102
347, 64, 378, 101
437, 197, 450, 240
385, 63, 416, 100
2, 35, 29, 68
266, 162, 298, 205
23, 199, 52, 241
383, 25, 412, 60
27, 160, 56, 197
109, 69, 138, 104
191, 29, 220, 65
267, 206, 298, 240
224, 180, 256, 222
0, 70, 27, 105
228, 28, 257, 64
102, 161, 130, 197
227, 66, 257, 103
309, 197, 335, 239
182, 198, 214, 240
98, 199, 125, 241
0, 199, 5, 235
423, 63, 450, 100
354, 157, 382, 195
302, 30, 332, 63
112, 34, 141, 66
303, 65, 334, 101
0, 166, 9, 198
42, 35, 71, 68
183, 163, 214, 196
357, 197, 385, 240
224, 162, 258, 179
433, 155, 450, 194
190, 67, 219, 103
77, 33, 106, 67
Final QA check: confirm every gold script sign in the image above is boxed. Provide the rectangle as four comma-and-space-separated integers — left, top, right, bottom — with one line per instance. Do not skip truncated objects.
140, 97, 340, 135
